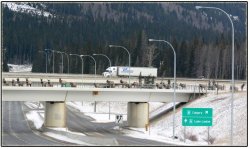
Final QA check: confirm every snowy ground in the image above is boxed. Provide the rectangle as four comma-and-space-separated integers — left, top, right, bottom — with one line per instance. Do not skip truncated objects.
7, 64, 32, 72
150, 91, 247, 146
22, 91, 247, 146
66, 91, 247, 146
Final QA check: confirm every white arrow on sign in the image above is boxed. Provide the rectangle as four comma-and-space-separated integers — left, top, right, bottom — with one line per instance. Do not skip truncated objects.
184, 119, 187, 123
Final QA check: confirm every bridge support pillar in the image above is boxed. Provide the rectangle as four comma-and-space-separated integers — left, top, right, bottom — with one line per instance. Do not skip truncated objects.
127, 102, 149, 128
45, 101, 66, 127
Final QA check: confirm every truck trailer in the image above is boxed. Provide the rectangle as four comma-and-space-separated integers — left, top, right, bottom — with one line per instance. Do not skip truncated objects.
102, 66, 157, 77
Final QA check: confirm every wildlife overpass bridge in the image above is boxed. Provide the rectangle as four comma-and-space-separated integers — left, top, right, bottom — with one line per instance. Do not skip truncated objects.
2, 86, 204, 128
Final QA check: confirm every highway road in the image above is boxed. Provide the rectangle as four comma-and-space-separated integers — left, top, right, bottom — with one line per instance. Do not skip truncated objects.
2, 101, 174, 146
67, 106, 173, 146
2, 101, 65, 146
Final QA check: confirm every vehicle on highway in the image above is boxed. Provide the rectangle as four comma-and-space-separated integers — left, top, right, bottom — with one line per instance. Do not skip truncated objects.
102, 66, 157, 77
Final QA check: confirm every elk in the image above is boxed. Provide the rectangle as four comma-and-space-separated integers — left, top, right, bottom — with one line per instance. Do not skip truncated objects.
25, 78, 32, 87
47, 80, 53, 87
162, 82, 170, 89
214, 84, 224, 90
41, 78, 45, 87
59, 78, 66, 85
199, 84, 206, 91
179, 83, 186, 89
120, 79, 128, 88
107, 80, 115, 88
241, 83, 245, 91
16, 78, 24, 86
230, 86, 239, 92
131, 82, 139, 88
156, 83, 163, 89
70, 82, 77, 87
3, 78, 9, 86
12, 79, 17, 86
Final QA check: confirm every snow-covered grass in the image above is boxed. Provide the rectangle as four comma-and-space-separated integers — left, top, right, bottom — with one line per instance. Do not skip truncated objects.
122, 127, 190, 146
3, 2, 53, 17
149, 92, 247, 146
149, 102, 180, 119
7, 64, 32, 72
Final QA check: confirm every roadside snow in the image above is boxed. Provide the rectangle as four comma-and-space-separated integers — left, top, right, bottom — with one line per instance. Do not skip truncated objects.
26, 111, 44, 129
43, 132, 92, 145
123, 127, 191, 146
149, 102, 180, 119
84, 113, 127, 123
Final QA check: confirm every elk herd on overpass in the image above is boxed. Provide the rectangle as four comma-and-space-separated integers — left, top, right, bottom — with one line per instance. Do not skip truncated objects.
2, 77, 246, 92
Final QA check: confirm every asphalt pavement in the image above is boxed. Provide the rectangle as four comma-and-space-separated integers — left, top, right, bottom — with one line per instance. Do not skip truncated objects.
2, 101, 64, 146
2, 101, 175, 146
66, 106, 173, 146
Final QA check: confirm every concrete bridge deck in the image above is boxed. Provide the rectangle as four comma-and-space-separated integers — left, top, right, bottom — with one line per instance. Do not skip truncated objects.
2, 86, 204, 102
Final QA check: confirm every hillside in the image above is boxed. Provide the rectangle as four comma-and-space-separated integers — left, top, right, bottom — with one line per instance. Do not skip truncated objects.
2, 2, 247, 79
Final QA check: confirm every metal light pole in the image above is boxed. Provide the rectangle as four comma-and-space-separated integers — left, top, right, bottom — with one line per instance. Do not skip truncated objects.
70, 54, 84, 83
45, 49, 55, 73
196, 6, 235, 145
62, 52, 69, 74
149, 39, 176, 139
81, 54, 97, 113
93, 53, 112, 119
39, 50, 48, 73
81, 55, 96, 83
56, 51, 64, 73
109, 45, 131, 85
93, 53, 112, 71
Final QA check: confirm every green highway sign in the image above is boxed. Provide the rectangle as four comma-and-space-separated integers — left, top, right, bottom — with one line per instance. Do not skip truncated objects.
182, 108, 212, 117
182, 117, 212, 126
182, 108, 213, 126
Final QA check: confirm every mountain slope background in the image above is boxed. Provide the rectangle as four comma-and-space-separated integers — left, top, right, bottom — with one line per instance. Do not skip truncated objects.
2, 2, 247, 79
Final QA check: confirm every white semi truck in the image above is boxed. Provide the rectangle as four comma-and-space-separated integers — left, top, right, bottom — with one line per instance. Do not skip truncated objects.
102, 66, 157, 77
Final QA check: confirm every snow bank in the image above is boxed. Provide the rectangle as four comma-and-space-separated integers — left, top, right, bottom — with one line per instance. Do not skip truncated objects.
84, 113, 127, 123
43, 132, 91, 145
26, 111, 44, 129
8, 64, 32, 72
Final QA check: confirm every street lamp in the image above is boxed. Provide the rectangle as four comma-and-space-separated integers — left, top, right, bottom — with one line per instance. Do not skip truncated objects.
109, 45, 131, 85
196, 6, 235, 145
81, 55, 96, 82
62, 52, 70, 74
45, 49, 55, 73
93, 53, 112, 72
149, 39, 176, 139
93, 53, 112, 119
81, 54, 97, 113
56, 51, 64, 73
70, 54, 84, 83
39, 50, 48, 73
